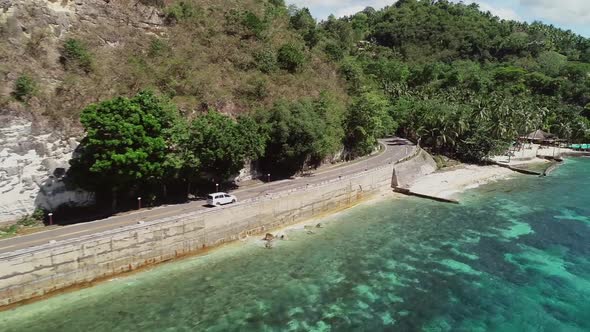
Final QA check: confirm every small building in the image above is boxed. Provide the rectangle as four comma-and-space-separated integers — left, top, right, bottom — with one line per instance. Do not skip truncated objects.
522, 130, 556, 144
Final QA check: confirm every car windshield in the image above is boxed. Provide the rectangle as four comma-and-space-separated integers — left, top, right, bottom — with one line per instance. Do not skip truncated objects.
207, 195, 213, 200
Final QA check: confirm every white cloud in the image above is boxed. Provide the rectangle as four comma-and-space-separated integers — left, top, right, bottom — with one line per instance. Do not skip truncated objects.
477, 2, 521, 21
288, 0, 392, 18
519, 0, 590, 24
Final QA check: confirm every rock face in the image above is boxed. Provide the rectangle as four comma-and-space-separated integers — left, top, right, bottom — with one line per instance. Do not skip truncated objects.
1, 0, 164, 40
0, 0, 166, 222
0, 116, 94, 222
0, 0, 166, 104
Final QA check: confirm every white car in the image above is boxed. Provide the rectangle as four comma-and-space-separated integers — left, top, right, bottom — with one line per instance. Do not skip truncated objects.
207, 192, 237, 206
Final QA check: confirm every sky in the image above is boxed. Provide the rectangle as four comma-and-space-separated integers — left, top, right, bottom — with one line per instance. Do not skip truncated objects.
287, 0, 590, 37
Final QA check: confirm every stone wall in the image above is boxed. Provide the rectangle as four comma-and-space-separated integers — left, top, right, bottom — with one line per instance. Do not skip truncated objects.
391, 148, 437, 188
0, 161, 396, 307
0, 118, 94, 222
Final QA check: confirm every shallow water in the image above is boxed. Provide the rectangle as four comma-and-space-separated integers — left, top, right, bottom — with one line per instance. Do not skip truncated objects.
1, 158, 589, 332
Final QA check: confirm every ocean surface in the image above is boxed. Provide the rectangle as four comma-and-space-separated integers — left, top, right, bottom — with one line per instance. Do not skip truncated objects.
1, 158, 589, 332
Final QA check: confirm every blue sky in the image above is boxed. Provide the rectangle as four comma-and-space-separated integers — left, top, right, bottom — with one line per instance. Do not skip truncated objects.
287, 0, 590, 37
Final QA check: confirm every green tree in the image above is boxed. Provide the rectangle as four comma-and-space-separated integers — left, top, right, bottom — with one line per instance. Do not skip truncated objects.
289, 8, 315, 31
345, 91, 397, 157
69, 91, 178, 209
259, 96, 344, 175
187, 111, 265, 181
237, 114, 268, 161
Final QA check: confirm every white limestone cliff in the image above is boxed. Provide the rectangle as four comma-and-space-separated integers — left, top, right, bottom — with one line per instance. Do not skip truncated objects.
0, 117, 94, 222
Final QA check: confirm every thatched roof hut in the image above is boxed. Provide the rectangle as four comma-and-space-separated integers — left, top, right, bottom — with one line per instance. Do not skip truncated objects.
524, 130, 556, 142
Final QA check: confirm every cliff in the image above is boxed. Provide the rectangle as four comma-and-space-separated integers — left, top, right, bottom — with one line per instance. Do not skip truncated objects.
0, 0, 166, 221
0, 0, 348, 221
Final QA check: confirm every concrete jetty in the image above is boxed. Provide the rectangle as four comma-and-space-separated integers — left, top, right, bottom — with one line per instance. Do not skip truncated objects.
393, 187, 459, 204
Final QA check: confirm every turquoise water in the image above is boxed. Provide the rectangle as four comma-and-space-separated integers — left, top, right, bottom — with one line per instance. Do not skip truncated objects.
1, 158, 589, 331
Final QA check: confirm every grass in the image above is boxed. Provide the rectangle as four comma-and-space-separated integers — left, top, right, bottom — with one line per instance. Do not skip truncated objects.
0, 210, 45, 239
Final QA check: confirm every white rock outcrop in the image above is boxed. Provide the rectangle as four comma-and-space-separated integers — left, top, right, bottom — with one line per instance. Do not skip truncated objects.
0, 117, 94, 222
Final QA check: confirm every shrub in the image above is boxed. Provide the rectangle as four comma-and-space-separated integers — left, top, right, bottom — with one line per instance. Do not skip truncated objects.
269, 0, 285, 7
277, 43, 305, 73
61, 38, 93, 73
225, 10, 266, 39
149, 38, 168, 57
254, 49, 277, 73
239, 77, 269, 101
138, 0, 166, 7
14, 75, 37, 102
165, 1, 198, 24
241, 11, 266, 39
17, 209, 45, 227
324, 42, 345, 61
303, 29, 319, 48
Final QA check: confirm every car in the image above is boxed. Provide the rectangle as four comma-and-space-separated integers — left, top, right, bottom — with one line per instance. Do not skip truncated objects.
207, 192, 237, 206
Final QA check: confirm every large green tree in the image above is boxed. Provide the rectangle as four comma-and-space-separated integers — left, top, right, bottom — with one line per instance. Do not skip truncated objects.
186, 111, 266, 181
345, 91, 397, 157
69, 91, 180, 209
258, 95, 345, 176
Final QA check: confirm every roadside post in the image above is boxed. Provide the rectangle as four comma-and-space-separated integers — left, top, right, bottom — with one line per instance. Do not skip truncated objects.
48, 212, 53, 226
137, 197, 142, 210
267, 173, 271, 183
216, 183, 219, 192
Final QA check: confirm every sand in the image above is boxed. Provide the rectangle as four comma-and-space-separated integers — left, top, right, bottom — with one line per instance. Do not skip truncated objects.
409, 165, 516, 199
268, 164, 519, 240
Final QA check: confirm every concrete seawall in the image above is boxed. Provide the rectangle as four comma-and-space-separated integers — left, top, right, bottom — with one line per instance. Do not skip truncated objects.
391, 148, 437, 188
1, 147, 437, 307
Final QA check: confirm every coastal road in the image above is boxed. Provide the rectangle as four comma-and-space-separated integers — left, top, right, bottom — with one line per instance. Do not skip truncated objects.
0, 138, 415, 255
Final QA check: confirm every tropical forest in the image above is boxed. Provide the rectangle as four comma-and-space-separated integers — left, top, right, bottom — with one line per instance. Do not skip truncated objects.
4, 0, 589, 208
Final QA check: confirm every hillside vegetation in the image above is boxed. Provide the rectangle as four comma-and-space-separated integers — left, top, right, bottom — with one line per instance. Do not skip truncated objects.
315, 0, 590, 160
2, 0, 590, 210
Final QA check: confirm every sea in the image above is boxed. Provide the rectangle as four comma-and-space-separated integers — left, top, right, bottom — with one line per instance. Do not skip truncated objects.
1, 158, 589, 332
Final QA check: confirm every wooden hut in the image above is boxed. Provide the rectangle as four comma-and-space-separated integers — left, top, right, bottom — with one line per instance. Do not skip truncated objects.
523, 130, 556, 144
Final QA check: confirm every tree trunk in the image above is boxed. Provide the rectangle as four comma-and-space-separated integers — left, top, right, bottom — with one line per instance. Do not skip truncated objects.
186, 181, 191, 200
111, 188, 118, 212
162, 184, 168, 202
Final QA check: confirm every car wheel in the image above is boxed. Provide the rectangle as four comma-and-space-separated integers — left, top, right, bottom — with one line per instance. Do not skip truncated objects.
216, 202, 221, 206
232, 199, 236, 203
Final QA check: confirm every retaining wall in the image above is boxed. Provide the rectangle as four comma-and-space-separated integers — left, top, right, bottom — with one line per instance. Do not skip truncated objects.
392, 148, 437, 188
0, 162, 397, 307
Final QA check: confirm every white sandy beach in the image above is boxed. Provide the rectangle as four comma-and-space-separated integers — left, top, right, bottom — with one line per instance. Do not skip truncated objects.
409, 165, 516, 199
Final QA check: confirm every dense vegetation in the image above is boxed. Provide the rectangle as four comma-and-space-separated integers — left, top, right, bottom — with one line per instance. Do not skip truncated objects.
313, 0, 590, 161
15, 0, 589, 208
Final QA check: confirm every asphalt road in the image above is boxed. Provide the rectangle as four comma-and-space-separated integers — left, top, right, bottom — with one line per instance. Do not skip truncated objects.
0, 138, 414, 255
